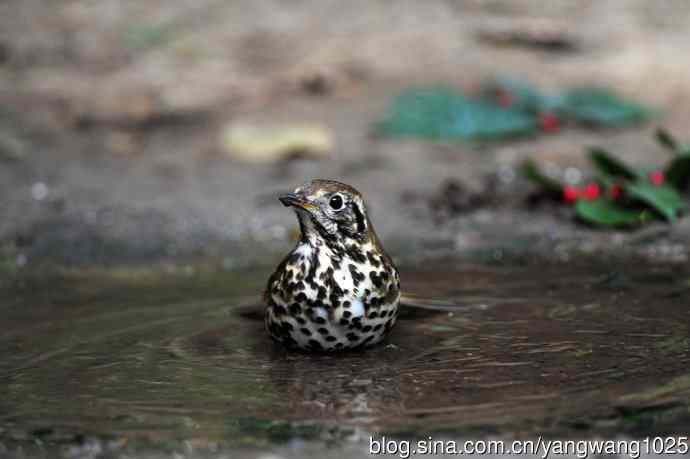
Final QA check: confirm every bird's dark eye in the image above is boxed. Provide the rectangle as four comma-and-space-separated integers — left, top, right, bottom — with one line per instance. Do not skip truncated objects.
329, 194, 344, 210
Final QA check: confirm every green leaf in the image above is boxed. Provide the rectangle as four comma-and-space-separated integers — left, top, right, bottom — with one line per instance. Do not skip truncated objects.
520, 159, 562, 194
625, 182, 685, 222
376, 87, 536, 141
559, 88, 649, 126
588, 148, 637, 183
574, 199, 644, 227
656, 128, 680, 153
485, 78, 569, 114
655, 127, 690, 156
665, 156, 690, 190
375, 87, 458, 139
485, 78, 545, 111
445, 99, 536, 139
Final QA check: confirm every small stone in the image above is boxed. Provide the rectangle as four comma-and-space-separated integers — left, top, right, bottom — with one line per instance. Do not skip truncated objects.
15, 254, 27, 267
31, 182, 49, 201
564, 167, 582, 185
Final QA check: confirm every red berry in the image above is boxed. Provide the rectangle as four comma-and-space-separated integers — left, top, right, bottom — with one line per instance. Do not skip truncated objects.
608, 184, 622, 199
649, 170, 664, 186
582, 182, 600, 200
562, 185, 579, 203
539, 112, 560, 133
463, 83, 481, 97
497, 91, 514, 107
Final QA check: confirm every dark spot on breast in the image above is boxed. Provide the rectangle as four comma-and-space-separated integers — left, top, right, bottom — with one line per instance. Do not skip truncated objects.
346, 241, 367, 263
314, 316, 327, 324
283, 336, 297, 346
300, 328, 312, 336
343, 310, 352, 318
348, 264, 365, 286
305, 250, 320, 281
308, 339, 323, 350
295, 292, 307, 303
325, 335, 337, 342
373, 324, 383, 331
281, 322, 294, 332
317, 327, 329, 335
364, 335, 374, 342
343, 301, 351, 308
289, 303, 301, 315
332, 259, 342, 270
339, 318, 349, 326
385, 284, 399, 304
366, 251, 379, 267
362, 325, 372, 333
273, 305, 287, 316
368, 312, 378, 319
331, 282, 343, 295
346, 333, 359, 341
369, 271, 383, 289
296, 317, 306, 325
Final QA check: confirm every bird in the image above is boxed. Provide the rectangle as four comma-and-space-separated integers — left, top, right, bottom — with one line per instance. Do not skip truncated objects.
265, 179, 400, 351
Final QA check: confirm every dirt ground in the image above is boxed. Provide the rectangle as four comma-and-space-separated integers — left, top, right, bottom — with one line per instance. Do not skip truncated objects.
1, 0, 690, 267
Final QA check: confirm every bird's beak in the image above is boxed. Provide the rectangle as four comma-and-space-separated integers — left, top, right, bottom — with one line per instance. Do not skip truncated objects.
279, 192, 318, 211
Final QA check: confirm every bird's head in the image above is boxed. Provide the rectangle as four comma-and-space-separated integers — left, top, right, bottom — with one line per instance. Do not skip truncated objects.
279, 179, 371, 243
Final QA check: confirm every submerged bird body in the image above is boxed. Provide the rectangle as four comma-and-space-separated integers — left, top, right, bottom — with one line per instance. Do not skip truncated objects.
265, 180, 400, 351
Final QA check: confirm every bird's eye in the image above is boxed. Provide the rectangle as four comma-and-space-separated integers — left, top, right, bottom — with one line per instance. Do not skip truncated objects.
329, 194, 344, 210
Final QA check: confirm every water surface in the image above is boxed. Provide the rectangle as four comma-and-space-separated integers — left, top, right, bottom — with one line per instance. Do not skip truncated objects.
1, 259, 689, 453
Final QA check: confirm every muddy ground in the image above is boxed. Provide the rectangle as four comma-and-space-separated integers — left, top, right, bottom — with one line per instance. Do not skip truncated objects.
2, 0, 690, 268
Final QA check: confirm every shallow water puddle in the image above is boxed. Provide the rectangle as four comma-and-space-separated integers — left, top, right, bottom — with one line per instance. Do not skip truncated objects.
1, 261, 688, 446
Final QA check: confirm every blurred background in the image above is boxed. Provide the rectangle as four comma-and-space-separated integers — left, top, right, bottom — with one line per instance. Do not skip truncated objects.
1, 0, 690, 265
